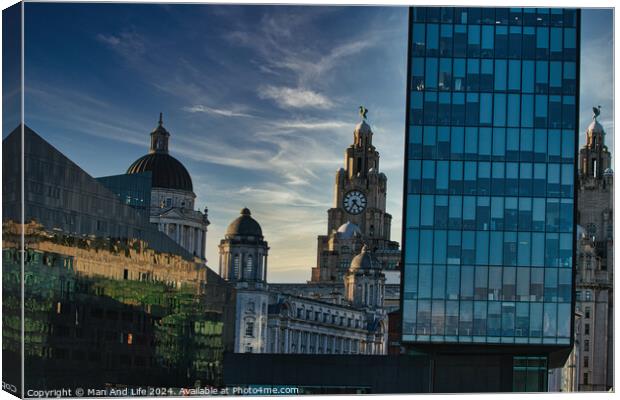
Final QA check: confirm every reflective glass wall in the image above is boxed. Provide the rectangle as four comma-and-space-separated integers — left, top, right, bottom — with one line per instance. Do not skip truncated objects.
402, 7, 578, 345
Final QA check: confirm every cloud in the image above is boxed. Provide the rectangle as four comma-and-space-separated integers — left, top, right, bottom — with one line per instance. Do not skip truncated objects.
183, 104, 254, 118
257, 85, 333, 109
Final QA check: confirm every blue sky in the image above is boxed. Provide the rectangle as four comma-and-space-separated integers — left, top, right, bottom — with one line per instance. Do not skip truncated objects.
13, 5, 613, 282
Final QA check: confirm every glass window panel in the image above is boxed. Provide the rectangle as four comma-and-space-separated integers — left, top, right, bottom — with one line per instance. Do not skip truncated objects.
517, 232, 531, 266
480, 59, 494, 90
545, 232, 559, 267
446, 266, 460, 300
530, 302, 543, 337
477, 195, 491, 229
480, 95, 492, 126
405, 263, 419, 296
449, 161, 463, 194
405, 228, 419, 264
411, 91, 424, 124
531, 233, 545, 267
474, 301, 487, 337
463, 196, 476, 230
425, 58, 438, 90
481, 25, 494, 58
447, 230, 461, 264
408, 159, 421, 193
438, 58, 452, 91
519, 163, 532, 196
516, 268, 530, 301
459, 300, 473, 336
462, 231, 475, 265
559, 232, 572, 268
561, 129, 574, 163
535, 95, 548, 128
561, 164, 573, 197
420, 230, 434, 264
495, 59, 507, 91
423, 126, 437, 159
536, 27, 549, 59
503, 231, 517, 266
451, 127, 464, 159
432, 265, 446, 299
521, 94, 533, 128
474, 266, 488, 300
437, 126, 450, 159
559, 199, 573, 233
516, 302, 529, 336
426, 24, 439, 56
466, 93, 480, 126
562, 96, 575, 129
422, 159, 436, 193
467, 59, 480, 91
507, 94, 521, 128
407, 195, 420, 228
489, 266, 502, 301
492, 129, 506, 162
453, 59, 466, 91
534, 129, 547, 162
434, 230, 447, 264
491, 162, 505, 195
477, 162, 491, 196
412, 57, 425, 90
463, 161, 477, 195
495, 26, 508, 58
523, 27, 536, 59
412, 23, 426, 56
452, 93, 465, 124
558, 269, 571, 303
453, 25, 467, 57
446, 300, 459, 336
506, 163, 519, 195
543, 303, 557, 337
420, 195, 435, 227
494, 94, 507, 126
460, 265, 474, 300
502, 302, 515, 336
508, 26, 522, 59
558, 303, 571, 338
448, 195, 462, 229
490, 231, 503, 266
491, 197, 504, 230
508, 60, 521, 91
468, 25, 480, 57
464, 127, 478, 158
518, 198, 532, 231
439, 24, 453, 57
434, 195, 449, 229
476, 231, 489, 265
488, 302, 501, 336
418, 264, 432, 299
522, 60, 534, 93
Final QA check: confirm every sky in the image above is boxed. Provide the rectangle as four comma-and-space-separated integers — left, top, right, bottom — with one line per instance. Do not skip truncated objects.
11, 5, 613, 282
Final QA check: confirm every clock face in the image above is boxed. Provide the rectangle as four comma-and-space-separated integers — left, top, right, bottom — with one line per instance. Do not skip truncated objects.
343, 190, 367, 215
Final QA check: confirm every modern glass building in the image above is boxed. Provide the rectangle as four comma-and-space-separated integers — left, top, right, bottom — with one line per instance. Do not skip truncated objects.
401, 6, 579, 374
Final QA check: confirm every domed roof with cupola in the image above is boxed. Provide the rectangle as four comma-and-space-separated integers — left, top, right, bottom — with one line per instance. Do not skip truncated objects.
126, 113, 193, 192
349, 244, 381, 271
225, 208, 263, 237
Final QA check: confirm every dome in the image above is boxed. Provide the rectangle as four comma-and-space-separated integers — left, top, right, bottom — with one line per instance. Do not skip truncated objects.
354, 120, 372, 135
603, 167, 614, 177
226, 208, 263, 237
127, 153, 193, 192
126, 113, 193, 192
588, 119, 605, 135
349, 245, 381, 271
337, 221, 362, 239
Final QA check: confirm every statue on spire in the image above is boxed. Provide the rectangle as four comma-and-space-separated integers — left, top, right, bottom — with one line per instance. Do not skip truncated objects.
593, 105, 601, 120
158, 112, 164, 126
359, 106, 368, 120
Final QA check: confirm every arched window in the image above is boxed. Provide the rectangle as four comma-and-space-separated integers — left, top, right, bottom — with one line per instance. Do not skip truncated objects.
233, 254, 240, 278
246, 255, 254, 275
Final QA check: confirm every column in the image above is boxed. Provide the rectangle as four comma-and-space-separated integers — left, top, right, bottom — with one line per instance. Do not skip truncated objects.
284, 328, 290, 353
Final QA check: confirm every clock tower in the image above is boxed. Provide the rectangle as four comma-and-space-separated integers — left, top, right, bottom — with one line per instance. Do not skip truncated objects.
311, 108, 400, 282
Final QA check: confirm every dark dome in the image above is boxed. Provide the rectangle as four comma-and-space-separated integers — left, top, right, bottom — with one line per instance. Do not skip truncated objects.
226, 208, 263, 237
127, 153, 193, 192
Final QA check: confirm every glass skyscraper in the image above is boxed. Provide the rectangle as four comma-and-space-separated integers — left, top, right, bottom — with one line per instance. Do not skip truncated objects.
402, 6, 579, 355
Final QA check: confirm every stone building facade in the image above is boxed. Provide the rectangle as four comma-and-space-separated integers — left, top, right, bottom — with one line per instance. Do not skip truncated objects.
219, 209, 387, 355
550, 110, 614, 392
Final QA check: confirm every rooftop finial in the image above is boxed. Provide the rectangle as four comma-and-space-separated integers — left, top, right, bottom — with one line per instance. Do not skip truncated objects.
593, 105, 601, 120
359, 105, 368, 120
158, 112, 163, 126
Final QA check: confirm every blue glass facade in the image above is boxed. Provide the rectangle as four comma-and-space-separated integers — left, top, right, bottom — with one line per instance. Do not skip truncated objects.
402, 7, 578, 346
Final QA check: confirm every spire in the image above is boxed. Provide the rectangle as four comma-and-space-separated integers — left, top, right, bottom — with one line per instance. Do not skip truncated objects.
149, 112, 170, 154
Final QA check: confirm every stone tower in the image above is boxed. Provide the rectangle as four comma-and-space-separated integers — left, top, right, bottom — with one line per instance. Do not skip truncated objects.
219, 208, 270, 353
312, 109, 400, 282
572, 108, 614, 391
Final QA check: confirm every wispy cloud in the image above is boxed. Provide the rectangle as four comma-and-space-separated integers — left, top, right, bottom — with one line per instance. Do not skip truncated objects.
257, 85, 333, 109
183, 104, 254, 118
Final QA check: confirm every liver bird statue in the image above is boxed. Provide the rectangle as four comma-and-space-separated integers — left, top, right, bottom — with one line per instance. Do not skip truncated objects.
359, 106, 368, 120
593, 105, 601, 119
